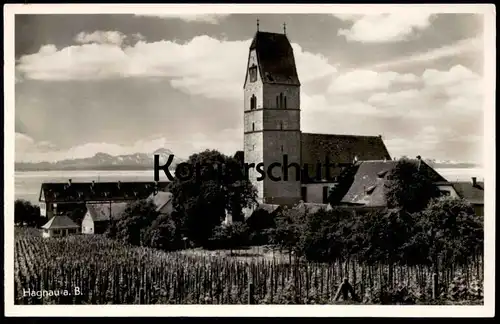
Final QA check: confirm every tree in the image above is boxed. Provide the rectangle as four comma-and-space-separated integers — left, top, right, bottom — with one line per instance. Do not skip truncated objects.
270, 207, 308, 263
143, 214, 181, 251
413, 196, 483, 271
168, 149, 257, 245
110, 199, 159, 246
384, 158, 441, 213
14, 199, 41, 227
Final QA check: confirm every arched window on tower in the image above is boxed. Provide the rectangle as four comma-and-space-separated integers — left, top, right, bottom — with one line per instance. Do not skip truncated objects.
279, 122, 283, 130
280, 93, 284, 109
284, 96, 287, 109
250, 94, 257, 110
252, 122, 255, 131
276, 96, 279, 109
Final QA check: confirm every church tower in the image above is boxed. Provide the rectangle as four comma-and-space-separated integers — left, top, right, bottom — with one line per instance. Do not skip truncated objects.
243, 25, 302, 205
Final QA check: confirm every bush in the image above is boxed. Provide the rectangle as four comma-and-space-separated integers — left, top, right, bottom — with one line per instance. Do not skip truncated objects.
205, 222, 249, 250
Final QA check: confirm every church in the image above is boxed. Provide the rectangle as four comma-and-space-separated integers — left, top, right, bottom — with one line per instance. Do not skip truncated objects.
243, 27, 392, 206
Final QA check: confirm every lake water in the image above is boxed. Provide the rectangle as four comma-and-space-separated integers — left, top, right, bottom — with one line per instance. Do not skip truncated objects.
14, 168, 484, 204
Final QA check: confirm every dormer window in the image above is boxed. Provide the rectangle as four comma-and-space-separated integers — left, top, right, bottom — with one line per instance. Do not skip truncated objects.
249, 65, 257, 83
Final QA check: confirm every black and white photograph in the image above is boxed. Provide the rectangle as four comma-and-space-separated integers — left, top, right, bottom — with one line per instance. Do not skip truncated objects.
4, 4, 495, 317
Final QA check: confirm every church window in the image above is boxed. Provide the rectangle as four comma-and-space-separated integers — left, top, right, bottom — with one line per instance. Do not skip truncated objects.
284, 96, 287, 109
276, 96, 279, 108
252, 122, 255, 131
280, 122, 283, 130
249, 65, 258, 83
280, 145, 284, 152
250, 95, 257, 110
280, 93, 284, 109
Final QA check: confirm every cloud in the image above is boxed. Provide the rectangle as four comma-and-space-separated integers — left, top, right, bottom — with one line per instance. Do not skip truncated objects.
134, 14, 230, 24
300, 64, 483, 162
334, 13, 435, 43
74, 31, 128, 46
16, 33, 337, 101
369, 37, 483, 70
328, 69, 418, 94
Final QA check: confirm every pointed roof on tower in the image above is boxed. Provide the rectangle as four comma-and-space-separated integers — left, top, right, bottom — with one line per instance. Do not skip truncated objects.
247, 31, 300, 86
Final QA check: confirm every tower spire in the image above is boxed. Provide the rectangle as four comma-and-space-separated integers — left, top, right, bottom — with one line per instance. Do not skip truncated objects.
256, 19, 260, 32
283, 22, 286, 35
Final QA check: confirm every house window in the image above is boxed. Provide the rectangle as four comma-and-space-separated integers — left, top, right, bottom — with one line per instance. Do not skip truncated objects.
301, 187, 307, 201
440, 190, 451, 197
322, 186, 329, 204
250, 94, 257, 110
249, 65, 258, 83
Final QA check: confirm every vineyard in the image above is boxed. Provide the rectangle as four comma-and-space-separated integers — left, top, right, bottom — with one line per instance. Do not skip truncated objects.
14, 229, 484, 305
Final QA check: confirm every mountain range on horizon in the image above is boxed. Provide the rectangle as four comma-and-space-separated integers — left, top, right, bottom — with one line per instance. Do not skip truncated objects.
14, 148, 481, 171
15, 148, 184, 171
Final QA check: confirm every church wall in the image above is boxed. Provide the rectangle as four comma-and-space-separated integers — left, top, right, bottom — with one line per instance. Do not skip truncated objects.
263, 84, 300, 109
263, 131, 301, 205
262, 110, 300, 130
244, 132, 264, 202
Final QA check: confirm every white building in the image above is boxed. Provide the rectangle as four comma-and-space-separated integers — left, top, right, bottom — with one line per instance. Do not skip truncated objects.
41, 215, 80, 238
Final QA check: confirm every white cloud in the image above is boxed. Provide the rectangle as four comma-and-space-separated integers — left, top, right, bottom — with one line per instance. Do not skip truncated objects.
335, 13, 435, 43
369, 37, 482, 70
134, 14, 230, 24
75, 31, 127, 46
16, 33, 337, 101
328, 69, 418, 94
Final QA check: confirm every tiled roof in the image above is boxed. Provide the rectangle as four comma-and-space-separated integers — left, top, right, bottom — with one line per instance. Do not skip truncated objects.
451, 181, 484, 205
42, 215, 79, 229
39, 181, 169, 203
147, 191, 173, 214
248, 31, 300, 86
300, 133, 392, 182
86, 202, 129, 222
341, 160, 447, 207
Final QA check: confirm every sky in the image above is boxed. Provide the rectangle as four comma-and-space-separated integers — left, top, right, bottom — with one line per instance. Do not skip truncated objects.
14, 12, 485, 164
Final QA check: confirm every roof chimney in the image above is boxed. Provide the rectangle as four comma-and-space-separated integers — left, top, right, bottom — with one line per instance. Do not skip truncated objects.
472, 177, 477, 187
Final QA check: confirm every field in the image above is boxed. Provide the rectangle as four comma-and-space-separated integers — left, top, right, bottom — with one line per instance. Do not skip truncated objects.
14, 227, 484, 305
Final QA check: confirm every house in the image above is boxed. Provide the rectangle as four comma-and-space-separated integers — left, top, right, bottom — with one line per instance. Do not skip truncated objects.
82, 202, 128, 234
41, 215, 80, 238
148, 191, 173, 215
339, 158, 449, 213
451, 177, 484, 216
39, 180, 169, 219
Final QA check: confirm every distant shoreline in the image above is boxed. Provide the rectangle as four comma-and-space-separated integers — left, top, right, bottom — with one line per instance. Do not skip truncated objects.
14, 163, 481, 172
